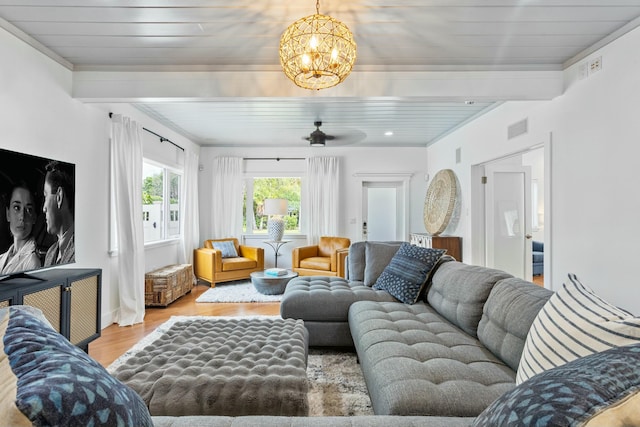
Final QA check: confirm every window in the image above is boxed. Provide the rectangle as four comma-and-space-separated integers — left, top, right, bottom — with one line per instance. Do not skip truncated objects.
142, 160, 182, 243
243, 177, 301, 234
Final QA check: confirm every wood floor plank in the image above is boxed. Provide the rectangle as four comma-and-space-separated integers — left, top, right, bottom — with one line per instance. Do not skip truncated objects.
88, 284, 280, 367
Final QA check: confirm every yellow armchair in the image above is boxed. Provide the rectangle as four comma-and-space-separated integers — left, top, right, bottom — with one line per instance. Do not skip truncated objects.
292, 236, 351, 278
194, 237, 264, 287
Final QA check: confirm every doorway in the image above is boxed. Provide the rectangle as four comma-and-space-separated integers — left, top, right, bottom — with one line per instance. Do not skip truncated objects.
355, 173, 412, 241
363, 183, 400, 241
484, 164, 532, 279
472, 145, 547, 285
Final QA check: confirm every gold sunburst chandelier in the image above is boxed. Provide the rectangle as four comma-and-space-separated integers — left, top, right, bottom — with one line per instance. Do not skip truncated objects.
279, 0, 357, 90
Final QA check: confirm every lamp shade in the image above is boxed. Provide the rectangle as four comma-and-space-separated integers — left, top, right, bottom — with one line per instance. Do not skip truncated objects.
264, 198, 288, 216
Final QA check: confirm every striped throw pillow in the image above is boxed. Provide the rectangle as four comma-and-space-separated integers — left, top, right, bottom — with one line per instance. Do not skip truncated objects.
516, 274, 640, 384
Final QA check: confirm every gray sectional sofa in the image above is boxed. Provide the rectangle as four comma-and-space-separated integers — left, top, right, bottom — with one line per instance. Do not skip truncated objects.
281, 241, 553, 417
5, 241, 639, 426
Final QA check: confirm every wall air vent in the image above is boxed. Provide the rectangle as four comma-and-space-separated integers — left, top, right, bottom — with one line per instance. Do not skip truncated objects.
508, 118, 528, 140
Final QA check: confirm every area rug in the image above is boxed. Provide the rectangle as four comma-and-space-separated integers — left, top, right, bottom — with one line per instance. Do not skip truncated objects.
108, 316, 373, 417
195, 280, 282, 303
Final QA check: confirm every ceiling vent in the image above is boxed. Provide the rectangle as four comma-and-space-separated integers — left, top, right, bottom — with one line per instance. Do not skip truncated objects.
508, 118, 528, 140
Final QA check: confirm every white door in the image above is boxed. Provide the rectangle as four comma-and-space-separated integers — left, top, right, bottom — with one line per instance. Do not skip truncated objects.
485, 165, 533, 279
362, 182, 402, 241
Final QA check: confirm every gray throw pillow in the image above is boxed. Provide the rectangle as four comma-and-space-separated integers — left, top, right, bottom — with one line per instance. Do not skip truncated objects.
212, 240, 238, 258
364, 242, 402, 286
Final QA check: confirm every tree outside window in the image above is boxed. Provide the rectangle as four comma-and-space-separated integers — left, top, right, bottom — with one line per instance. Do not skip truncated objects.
244, 177, 301, 234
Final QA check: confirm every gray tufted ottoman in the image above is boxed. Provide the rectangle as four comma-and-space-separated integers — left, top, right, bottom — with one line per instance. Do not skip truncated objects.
281, 276, 397, 346
111, 317, 309, 416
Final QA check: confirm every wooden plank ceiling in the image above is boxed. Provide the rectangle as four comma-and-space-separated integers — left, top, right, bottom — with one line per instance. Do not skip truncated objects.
1, 1, 639, 147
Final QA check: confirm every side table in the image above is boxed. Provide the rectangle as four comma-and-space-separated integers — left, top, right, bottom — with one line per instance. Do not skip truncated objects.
250, 271, 299, 295
263, 240, 291, 268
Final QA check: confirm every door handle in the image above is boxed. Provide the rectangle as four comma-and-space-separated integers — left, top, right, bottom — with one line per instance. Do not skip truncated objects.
525, 234, 533, 239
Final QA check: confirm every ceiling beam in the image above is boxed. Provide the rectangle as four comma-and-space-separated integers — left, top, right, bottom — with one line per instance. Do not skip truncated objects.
73, 69, 562, 103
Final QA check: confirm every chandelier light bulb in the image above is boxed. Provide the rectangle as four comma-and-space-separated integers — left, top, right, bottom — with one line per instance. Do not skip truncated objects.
309, 35, 318, 50
302, 53, 311, 69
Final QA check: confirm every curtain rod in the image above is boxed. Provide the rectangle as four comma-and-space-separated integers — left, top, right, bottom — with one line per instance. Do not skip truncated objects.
243, 157, 305, 161
109, 112, 184, 152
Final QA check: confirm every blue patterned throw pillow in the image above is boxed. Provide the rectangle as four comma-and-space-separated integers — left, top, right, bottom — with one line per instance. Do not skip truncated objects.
473, 343, 640, 427
212, 240, 239, 258
0, 306, 152, 427
373, 243, 446, 304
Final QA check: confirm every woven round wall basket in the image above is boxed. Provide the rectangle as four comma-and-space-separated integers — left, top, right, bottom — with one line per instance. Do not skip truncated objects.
423, 169, 458, 236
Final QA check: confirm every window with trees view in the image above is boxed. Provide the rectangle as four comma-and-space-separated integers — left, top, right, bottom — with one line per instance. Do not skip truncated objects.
244, 177, 301, 234
142, 160, 181, 243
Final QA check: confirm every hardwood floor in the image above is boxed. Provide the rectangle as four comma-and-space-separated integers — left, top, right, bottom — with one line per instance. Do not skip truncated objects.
88, 284, 280, 368
532, 275, 544, 287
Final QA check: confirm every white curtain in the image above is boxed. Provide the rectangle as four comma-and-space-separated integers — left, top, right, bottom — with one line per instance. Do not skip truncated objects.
211, 157, 243, 239
306, 157, 340, 245
110, 114, 145, 326
179, 149, 200, 271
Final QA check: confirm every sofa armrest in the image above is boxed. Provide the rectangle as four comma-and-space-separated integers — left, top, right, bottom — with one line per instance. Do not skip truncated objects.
292, 245, 319, 268
239, 245, 265, 268
336, 248, 349, 277
193, 248, 220, 282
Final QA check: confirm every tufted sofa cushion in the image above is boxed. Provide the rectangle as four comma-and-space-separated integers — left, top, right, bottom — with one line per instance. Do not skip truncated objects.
281, 276, 399, 346
282, 277, 397, 322
349, 301, 516, 416
427, 262, 512, 338
477, 278, 552, 371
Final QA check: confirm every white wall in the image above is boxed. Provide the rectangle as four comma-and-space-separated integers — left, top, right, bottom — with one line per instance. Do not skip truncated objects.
1, 27, 200, 327
198, 146, 429, 268
427, 26, 640, 313
0, 28, 112, 321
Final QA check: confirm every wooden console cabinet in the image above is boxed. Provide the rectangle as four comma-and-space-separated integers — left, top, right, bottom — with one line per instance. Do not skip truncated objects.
0, 268, 101, 351
410, 233, 462, 262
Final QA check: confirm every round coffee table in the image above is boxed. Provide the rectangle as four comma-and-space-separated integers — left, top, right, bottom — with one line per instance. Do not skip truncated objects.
250, 271, 299, 295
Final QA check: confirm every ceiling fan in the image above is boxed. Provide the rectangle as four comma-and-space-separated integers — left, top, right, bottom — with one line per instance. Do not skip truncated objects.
302, 121, 366, 147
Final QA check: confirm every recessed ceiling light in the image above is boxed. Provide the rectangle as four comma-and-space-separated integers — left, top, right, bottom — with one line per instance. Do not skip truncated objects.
384, 131, 394, 136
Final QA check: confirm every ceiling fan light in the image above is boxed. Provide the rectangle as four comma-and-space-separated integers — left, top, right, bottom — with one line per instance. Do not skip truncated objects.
279, 1, 357, 90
